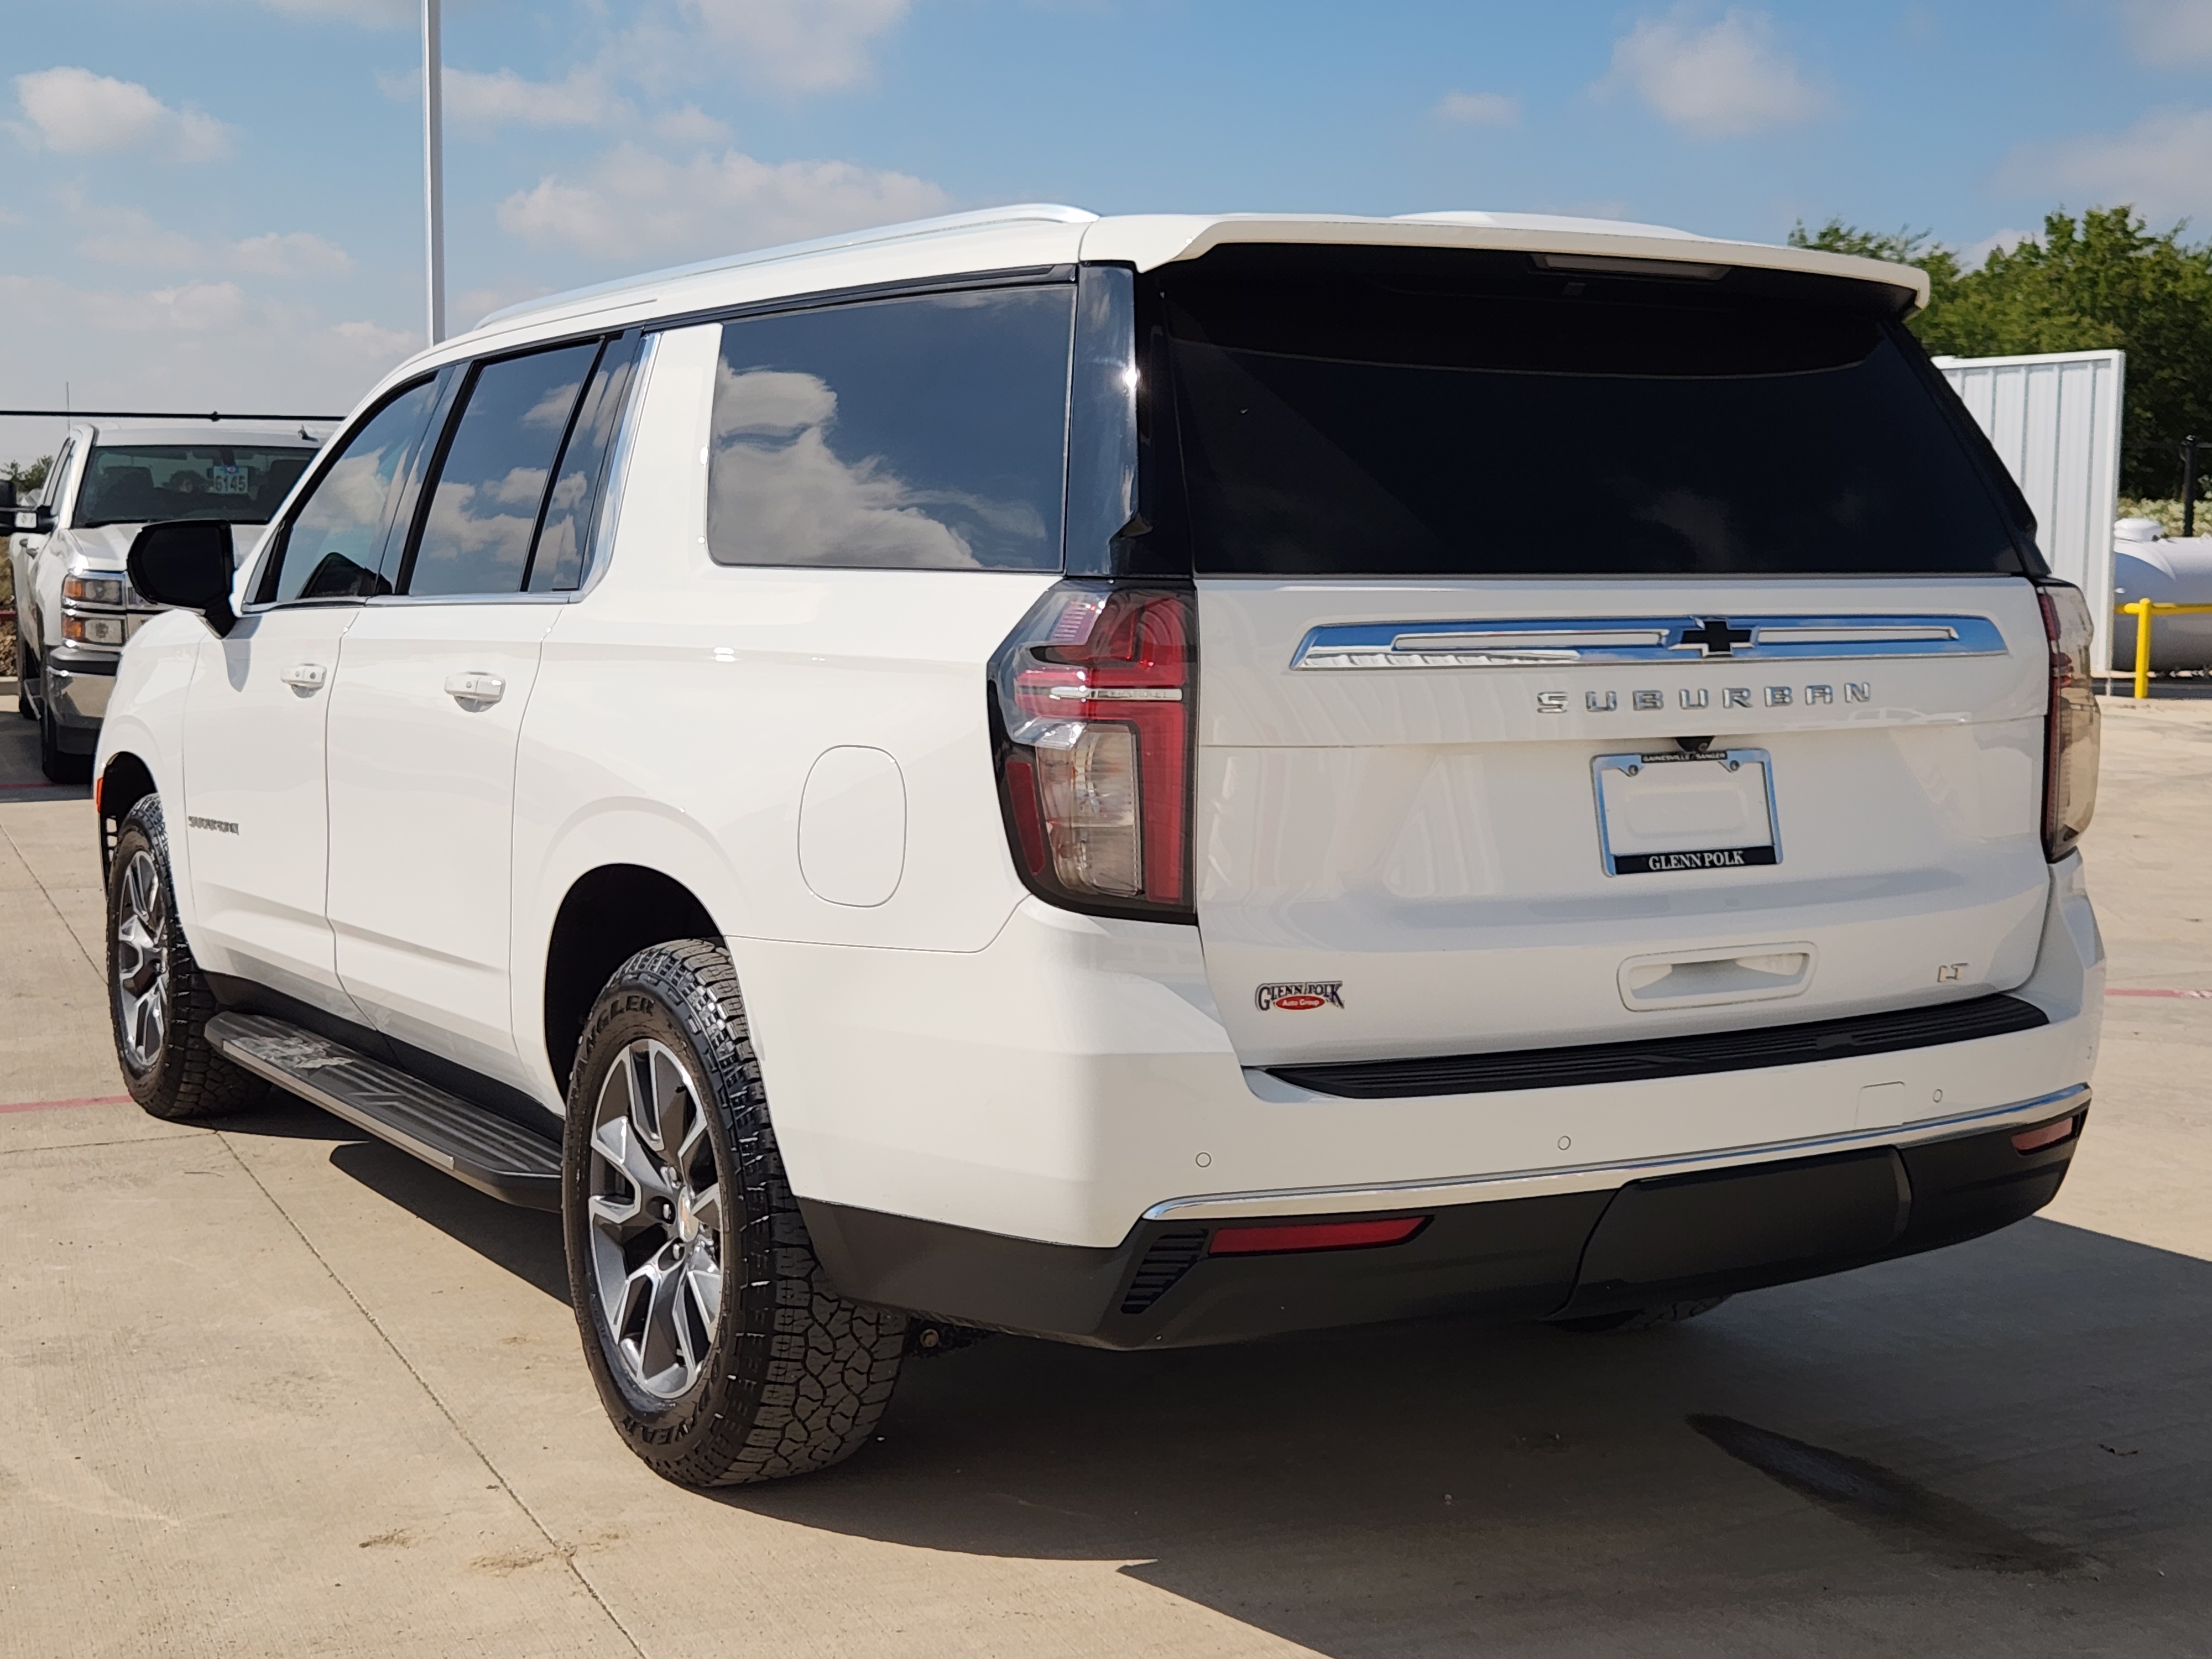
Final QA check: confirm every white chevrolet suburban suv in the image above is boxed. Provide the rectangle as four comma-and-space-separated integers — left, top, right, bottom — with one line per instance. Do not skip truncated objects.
9, 421, 320, 781
96, 206, 2104, 1489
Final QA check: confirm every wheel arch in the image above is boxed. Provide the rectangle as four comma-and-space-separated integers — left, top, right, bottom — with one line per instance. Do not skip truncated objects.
97, 750, 159, 879
541, 864, 722, 1100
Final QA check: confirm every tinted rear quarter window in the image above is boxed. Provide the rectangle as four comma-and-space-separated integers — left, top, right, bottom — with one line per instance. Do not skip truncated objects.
1157, 252, 2027, 579
707, 285, 1074, 572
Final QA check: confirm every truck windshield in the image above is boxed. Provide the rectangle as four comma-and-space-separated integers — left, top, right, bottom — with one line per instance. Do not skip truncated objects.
1157, 249, 2031, 578
77, 443, 317, 528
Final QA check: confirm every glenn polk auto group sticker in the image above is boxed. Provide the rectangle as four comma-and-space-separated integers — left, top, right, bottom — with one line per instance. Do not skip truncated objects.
1256, 982, 1345, 1011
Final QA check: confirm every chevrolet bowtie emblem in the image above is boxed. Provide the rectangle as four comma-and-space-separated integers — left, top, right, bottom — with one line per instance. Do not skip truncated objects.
1674, 618, 1754, 656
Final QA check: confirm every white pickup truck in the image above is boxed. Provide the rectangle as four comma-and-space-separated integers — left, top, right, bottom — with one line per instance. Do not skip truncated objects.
9, 421, 318, 780
94, 206, 2103, 1490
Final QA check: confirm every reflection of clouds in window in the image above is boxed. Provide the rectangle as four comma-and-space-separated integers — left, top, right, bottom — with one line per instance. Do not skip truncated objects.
711, 364, 984, 569
416, 466, 549, 584
521, 378, 584, 432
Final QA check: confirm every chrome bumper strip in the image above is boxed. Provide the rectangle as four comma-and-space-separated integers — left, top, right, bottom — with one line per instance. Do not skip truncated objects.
1141, 1084, 2090, 1223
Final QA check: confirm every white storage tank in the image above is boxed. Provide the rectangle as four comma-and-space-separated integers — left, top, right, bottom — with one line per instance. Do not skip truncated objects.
2112, 517, 2212, 672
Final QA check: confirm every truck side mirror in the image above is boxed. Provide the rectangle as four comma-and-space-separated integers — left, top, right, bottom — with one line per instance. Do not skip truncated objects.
0, 480, 14, 509
128, 520, 238, 638
7, 502, 55, 536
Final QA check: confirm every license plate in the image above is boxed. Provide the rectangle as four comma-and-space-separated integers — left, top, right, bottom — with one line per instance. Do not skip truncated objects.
1593, 749, 1778, 876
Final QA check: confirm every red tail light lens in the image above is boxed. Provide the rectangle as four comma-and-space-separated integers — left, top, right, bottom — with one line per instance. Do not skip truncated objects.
1207, 1217, 1430, 1255
990, 582, 1194, 918
2037, 580, 2100, 862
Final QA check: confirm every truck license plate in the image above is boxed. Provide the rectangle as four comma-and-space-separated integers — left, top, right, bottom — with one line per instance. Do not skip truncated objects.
1592, 749, 1778, 876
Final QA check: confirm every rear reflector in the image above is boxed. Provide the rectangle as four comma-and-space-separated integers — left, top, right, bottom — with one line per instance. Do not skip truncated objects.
1207, 1216, 1429, 1256
2011, 1116, 2079, 1154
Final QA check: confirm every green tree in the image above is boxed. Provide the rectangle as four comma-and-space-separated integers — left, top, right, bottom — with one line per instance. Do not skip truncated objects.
3, 455, 51, 497
1791, 207, 2212, 495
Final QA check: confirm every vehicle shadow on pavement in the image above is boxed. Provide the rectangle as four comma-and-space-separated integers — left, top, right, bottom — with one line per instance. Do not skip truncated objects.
727, 1219, 2210, 1656
234, 1099, 569, 1302
247, 1098, 2210, 1654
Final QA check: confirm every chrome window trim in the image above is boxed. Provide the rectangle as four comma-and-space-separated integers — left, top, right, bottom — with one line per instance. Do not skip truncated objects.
1288, 613, 2009, 670
1144, 1083, 2089, 1222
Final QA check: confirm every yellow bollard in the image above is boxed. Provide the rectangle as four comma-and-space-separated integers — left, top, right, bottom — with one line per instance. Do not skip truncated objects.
2136, 599, 2152, 701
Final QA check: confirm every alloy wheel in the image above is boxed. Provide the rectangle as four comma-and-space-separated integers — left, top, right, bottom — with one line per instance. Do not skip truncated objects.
585, 1039, 726, 1399
113, 849, 171, 1073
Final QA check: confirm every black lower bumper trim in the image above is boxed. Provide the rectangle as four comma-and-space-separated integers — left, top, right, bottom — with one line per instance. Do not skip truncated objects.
801, 1101, 2085, 1349
1267, 993, 2051, 1099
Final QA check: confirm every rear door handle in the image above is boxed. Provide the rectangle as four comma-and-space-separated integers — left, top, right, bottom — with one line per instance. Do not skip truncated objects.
444, 671, 505, 706
280, 662, 328, 690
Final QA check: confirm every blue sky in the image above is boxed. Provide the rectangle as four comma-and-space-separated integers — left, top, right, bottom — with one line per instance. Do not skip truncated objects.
9, 0, 2212, 465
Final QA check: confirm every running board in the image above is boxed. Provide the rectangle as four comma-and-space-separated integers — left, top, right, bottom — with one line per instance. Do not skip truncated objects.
206, 1011, 561, 1210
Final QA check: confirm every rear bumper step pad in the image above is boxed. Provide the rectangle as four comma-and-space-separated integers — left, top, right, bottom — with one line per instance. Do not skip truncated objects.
207, 1012, 561, 1209
1267, 993, 2050, 1099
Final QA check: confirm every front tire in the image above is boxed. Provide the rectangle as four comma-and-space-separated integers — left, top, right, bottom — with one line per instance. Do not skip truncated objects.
107, 797, 265, 1120
564, 940, 906, 1488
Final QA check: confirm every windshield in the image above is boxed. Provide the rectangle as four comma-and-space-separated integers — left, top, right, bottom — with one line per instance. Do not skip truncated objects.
1156, 250, 2030, 578
77, 443, 317, 528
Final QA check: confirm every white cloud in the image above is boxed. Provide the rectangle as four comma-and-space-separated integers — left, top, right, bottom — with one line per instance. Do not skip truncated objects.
2117, 1, 2212, 65
496, 141, 947, 260
235, 231, 356, 276
681, 0, 911, 91
444, 65, 630, 129
0, 272, 415, 424
64, 196, 208, 268
1597, 8, 1830, 138
1998, 106, 2212, 221
1433, 90, 1520, 127
654, 103, 731, 144
12, 66, 231, 160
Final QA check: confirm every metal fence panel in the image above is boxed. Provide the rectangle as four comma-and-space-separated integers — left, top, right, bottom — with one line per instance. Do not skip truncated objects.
1934, 349, 2126, 675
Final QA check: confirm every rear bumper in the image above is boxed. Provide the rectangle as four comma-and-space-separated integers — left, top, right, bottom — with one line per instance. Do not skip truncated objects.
749, 856, 2103, 1251
802, 1097, 2088, 1348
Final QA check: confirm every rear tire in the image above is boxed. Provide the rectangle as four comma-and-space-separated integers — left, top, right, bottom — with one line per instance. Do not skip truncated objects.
564, 940, 905, 1487
107, 797, 266, 1121
1553, 1296, 1731, 1334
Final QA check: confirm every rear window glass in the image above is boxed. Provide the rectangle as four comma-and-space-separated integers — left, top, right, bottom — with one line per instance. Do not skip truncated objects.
707, 285, 1073, 572
1159, 259, 2026, 578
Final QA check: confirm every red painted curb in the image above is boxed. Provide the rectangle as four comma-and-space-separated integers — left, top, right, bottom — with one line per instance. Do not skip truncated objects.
2107, 988, 2212, 998
0, 1093, 132, 1115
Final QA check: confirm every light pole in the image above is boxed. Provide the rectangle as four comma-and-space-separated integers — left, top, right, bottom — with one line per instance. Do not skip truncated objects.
422, 0, 446, 346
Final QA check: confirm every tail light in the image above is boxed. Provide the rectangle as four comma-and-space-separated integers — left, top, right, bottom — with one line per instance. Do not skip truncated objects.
989, 582, 1194, 919
2037, 580, 2100, 861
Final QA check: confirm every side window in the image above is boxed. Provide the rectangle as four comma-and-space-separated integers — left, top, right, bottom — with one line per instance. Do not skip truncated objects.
528, 336, 640, 592
260, 380, 439, 603
707, 285, 1074, 572
404, 341, 599, 597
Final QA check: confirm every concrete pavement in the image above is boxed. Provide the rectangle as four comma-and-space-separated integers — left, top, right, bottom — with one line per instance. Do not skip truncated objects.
2, 696, 2208, 1656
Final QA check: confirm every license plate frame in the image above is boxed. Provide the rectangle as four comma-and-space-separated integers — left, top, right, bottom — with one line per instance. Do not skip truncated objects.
1592, 748, 1780, 877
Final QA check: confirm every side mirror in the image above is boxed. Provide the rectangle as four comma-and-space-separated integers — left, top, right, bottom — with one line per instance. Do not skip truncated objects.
128, 520, 238, 638
0, 480, 14, 509
7, 502, 55, 536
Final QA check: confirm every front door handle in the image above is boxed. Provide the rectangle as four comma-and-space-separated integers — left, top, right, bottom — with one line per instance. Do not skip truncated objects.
280, 662, 328, 691
444, 671, 505, 706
